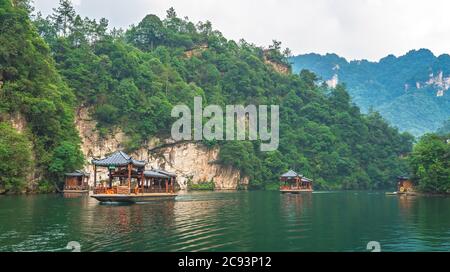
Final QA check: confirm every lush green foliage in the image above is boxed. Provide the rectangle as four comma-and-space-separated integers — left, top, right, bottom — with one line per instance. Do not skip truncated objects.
0, 122, 33, 192
31, 1, 414, 190
290, 50, 450, 136
0, 0, 84, 191
187, 179, 215, 191
409, 134, 450, 193
34, 4, 203, 148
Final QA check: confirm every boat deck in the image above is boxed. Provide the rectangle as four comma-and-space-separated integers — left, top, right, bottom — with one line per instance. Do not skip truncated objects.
63, 190, 89, 194
91, 193, 177, 203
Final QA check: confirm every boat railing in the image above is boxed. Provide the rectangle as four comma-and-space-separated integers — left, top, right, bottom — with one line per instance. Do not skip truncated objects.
280, 185, 312, 190
93, 186, 119, 194
64, 184, 89, 191
93, 186, 174, 194
139, 187, 174, 194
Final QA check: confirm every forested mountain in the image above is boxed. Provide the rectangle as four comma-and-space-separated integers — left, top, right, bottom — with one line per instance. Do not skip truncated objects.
290, 51, 450, 136
0, 0, 84, 192
0, 0, 414, 193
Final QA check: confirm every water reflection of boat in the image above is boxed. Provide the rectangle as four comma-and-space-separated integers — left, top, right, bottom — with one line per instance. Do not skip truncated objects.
63, 192, 88, 198
281, 192, 312, 218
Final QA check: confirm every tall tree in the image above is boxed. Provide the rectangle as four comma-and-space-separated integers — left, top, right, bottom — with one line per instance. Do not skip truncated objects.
50, 0, 75, 37
126, 14, 165, 50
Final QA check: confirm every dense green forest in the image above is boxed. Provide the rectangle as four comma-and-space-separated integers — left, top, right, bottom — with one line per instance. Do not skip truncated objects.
1, 0, 419, 192
0, 122, 32, 193
409, 133, 450, 194
290, 51, 450, 136
0, 0, 84, 193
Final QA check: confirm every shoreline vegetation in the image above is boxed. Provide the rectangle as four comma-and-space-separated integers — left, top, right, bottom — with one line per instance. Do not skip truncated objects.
0, 0, 448, 195
187, 180, 215, 191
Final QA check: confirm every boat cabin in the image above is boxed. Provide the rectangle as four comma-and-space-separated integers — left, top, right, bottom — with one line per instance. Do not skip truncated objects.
91, 151, 177, 202
280, 170, 313, 193
143, 169, 176, 193
397, 176, 414, 193
64, 170, 90, 193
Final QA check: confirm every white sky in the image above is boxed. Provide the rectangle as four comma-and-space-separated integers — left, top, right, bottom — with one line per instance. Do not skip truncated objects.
33, 0, 450, 61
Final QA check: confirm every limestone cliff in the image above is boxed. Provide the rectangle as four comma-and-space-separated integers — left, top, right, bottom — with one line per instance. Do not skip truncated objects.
263, 50, 290, 75
75, 107, 248, 190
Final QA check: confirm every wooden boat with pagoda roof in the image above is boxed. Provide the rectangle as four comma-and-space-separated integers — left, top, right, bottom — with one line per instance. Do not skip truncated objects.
63, 170, 90, 193
90, 151, 177, 203
385, 176, 417, 196
279, 170, 313, 193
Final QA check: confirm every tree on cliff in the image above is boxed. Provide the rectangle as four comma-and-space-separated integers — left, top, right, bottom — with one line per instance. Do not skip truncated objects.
49, 0, 75, 37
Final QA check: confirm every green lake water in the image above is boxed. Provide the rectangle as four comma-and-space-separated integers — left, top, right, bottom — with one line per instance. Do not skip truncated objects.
0, 191, 449, 252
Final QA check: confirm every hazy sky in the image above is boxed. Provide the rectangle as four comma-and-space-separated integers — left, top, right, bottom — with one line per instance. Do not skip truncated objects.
33, 0, 450, 61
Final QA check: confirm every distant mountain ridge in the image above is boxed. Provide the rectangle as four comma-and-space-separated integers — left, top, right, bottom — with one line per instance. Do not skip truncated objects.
290, 49, 450, 136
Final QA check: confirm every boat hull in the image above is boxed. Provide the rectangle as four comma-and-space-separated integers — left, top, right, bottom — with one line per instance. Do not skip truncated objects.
63, 190, 89, 194
91, 193, 177, 203
280, 189, 313, 194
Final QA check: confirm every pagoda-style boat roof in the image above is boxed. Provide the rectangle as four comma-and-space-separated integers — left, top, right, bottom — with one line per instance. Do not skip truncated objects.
144, 169, 177, 179
397, 176, 410, 180
281, 170, 301, 178
155, 169, 177, 177
92, 151, 146, 168
144, 170, 169, 179
65, 170, 90, 177
302, 177, 312, 183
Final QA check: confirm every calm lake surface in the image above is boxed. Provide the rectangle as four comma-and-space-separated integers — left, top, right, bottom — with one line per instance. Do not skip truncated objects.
0, 191, 449, 252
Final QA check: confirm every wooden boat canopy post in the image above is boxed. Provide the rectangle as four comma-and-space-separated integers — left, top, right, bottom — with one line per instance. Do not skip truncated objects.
143, 169, 176, 194
280, 170, 313, 193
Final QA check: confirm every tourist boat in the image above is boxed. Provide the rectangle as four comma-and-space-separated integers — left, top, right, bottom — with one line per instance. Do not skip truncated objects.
386, 176, 416, 196
90, 151, 177, 203
63, 170, 90, 193
396, 176, 414, 194
279, 170, 313, 193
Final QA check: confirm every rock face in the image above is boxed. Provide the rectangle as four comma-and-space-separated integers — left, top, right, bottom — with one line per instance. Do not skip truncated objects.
147, 143, 248, 190
76, 107, 248, 190
9, 112, 27, 133
264, 58, 290, 75
263, 50, 290, 75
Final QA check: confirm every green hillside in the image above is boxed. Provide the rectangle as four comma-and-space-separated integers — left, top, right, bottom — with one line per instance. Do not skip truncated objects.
0, 0, 414, 192
290, 51, 450, 136
0, 0, 83, 193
